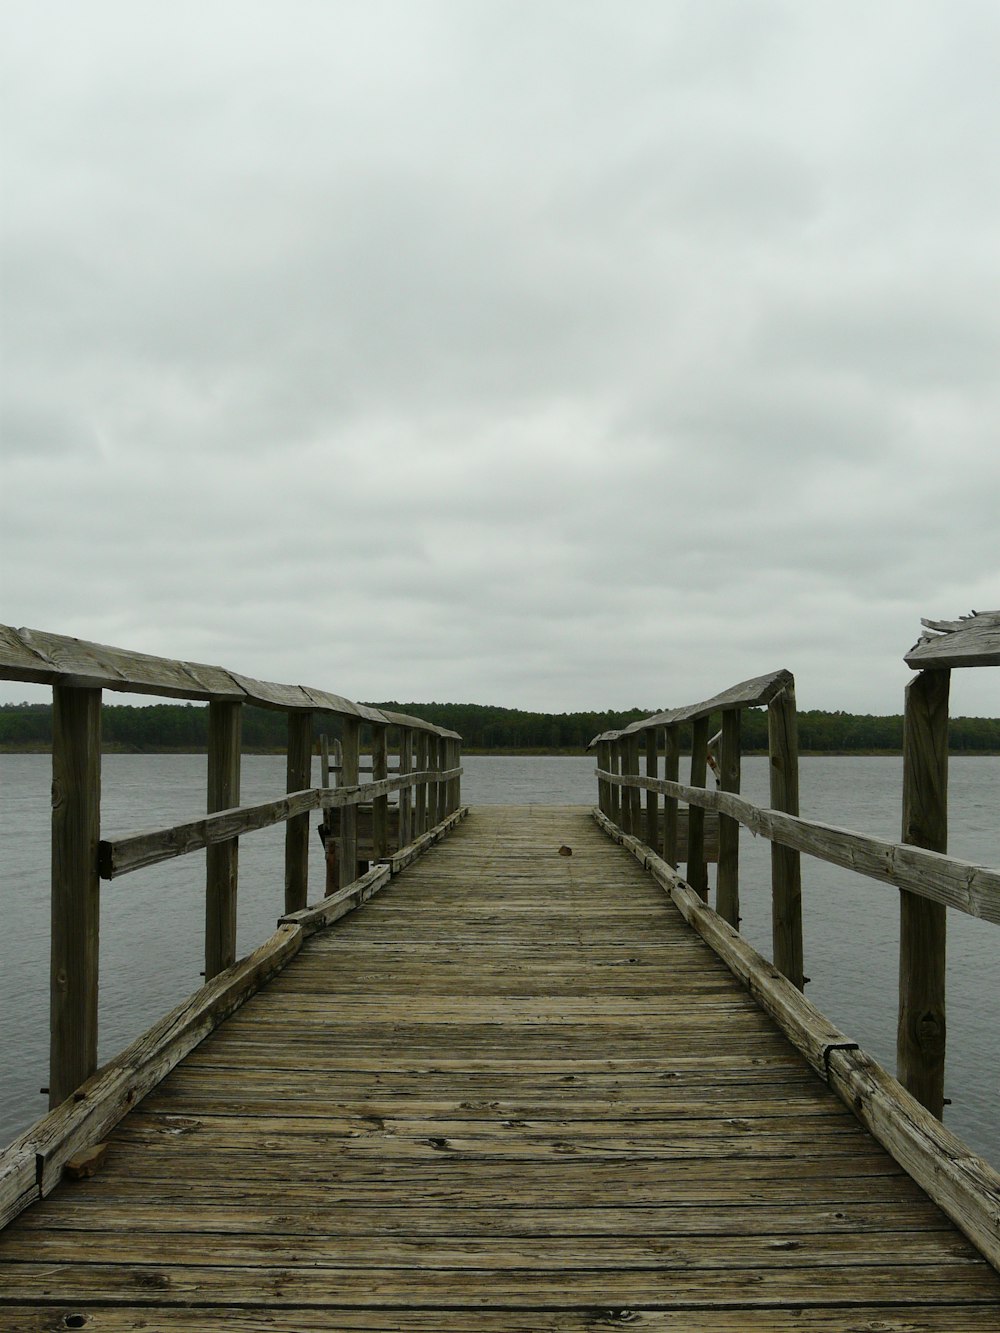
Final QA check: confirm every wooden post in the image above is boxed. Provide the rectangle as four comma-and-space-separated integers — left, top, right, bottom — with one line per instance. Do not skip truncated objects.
644, 726, 659, 852
597, 740, 611, 816
205, 700, 242, 980
686, 717, 709, 901
284, 712, 312, 915
608, 742, 621, 827
340, 717, 360, 881
320, 733, 338, 894
898, 668, 950, 1117
624, 733, 641, 836
415, 731, 428, 835
663, 726, 679, 868
397, 726, 413, 850
50, 685, 102, 1109
449, 738, 461, 814
432, 735, 445, 825
769, 682, 804, 989
372, 726, 388, 861
716, 709, 741, 929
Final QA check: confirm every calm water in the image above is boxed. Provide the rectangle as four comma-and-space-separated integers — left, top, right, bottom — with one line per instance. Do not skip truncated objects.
0, 752, 997, 1166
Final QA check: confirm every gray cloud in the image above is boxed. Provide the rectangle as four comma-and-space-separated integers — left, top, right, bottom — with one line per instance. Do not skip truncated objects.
2, 1, 998, 717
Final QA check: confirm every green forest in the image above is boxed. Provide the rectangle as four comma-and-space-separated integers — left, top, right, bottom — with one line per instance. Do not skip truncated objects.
1, 700, 999, 754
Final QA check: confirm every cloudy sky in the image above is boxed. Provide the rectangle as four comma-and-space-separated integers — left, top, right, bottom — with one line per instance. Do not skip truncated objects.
2, 1, 998, 716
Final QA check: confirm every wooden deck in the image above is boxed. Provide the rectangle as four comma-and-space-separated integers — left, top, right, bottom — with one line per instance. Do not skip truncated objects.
2, 805, 999, 1331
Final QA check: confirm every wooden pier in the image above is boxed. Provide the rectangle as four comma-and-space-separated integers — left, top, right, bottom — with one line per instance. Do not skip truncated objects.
3, 804, 999, 1329
1, 618, 999, 1329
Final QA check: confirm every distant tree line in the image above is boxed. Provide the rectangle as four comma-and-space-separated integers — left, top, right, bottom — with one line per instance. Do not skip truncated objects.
1, 700, 999, 753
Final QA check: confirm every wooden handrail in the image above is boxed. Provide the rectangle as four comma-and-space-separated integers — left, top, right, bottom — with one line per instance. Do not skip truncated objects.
0, 623, 463, 1117
590, 620, 999, 1122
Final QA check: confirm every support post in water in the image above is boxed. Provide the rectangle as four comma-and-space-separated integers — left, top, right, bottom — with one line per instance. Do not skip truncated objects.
769, 681, 803, 989
284, 711, 312, 914
898, 667, 949, 1117
50, 685, 102, 1108
686, 717, 709, 901
716, 709, 741, 929
206, 700, 242, 979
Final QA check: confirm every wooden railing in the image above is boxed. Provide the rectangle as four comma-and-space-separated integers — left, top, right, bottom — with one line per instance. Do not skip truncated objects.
590, 643, 1000, 1118
0, 625, 464, 1114
589, 613, 1000, 1265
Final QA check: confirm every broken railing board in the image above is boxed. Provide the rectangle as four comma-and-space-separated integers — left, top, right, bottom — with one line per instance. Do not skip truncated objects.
597, 770, 1000, 924
590, 807, 1000, 1274
906, 610, 1000, 670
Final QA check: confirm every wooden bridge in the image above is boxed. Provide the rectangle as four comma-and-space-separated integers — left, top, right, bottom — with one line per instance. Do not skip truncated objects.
1, 619, 999, 1330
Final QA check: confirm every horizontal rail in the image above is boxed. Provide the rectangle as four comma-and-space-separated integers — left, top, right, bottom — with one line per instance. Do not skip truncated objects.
0, 623, 459, 736
597, 769, 1000, 925
99, 769, 463, 879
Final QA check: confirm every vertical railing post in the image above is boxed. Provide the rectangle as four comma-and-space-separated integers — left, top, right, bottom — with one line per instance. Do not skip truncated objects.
596, 740, 611, 815
415, 731, 429, 834
686, 718, 709, 901
716, 709, 741, 929
284, 711, 312, 915
769, 681, 803, 989
372, 725, 389, 862
663, 726, 679, 868
206, 700, 242, 979
340, 717, 361, 883
432, 734, 445, 825
624, 733, 641, 836
608, 741, 621, 827
50, 685, 102, 1108
397, 726, 413, 850
449, 738, 462, 814
898, 667, 950, 1117
644, 726, 659, 851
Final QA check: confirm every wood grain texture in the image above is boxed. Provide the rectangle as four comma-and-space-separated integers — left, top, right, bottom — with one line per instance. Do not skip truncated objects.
205, 701, 242, 979
589, 668, 793, 745
2, 805, 996, 1327
906, 609, 1000, 669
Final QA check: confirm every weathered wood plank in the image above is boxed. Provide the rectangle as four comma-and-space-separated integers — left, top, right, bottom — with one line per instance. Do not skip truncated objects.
205, 700, 242, 979
49, 684, 102, 1109
768, 681, 803, 989
598, 771, 1000, 924
284, 712, 313, 914
906, 608, 1000, 669
589, 668, 794, 745
898, 668, 950, 1116
716, 708, 741, 928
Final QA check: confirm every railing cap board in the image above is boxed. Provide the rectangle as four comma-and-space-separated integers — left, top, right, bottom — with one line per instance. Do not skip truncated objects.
0, 625, 459, 739
379, 707, 462, 741
587, 668, 793, 749
905, 610, 1000, 670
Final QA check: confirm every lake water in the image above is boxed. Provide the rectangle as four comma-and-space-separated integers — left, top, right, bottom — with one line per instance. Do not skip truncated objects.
0, 752, 997, 1167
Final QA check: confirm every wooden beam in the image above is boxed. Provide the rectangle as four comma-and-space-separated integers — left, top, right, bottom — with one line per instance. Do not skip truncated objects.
686, 717, 709, 901
414, 731, 428, 836
371, 727, 388, 862
284, 712, 313, 915
598, 766, 1000, 923
339, 717, 360, 882
769, 682, 803, 990
663, 726, 679, 868
588, 667, 793, 746
716, 708, 741, 929
205, 701, 242, 980
397, 727, 413, 849
644, 726, 659, 854
905, 609, 1000, 670
898, 668, 949, 1117
49, 686, 102, 1109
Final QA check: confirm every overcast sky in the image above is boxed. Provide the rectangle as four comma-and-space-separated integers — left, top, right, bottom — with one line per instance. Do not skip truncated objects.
2, 1, 998, 717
